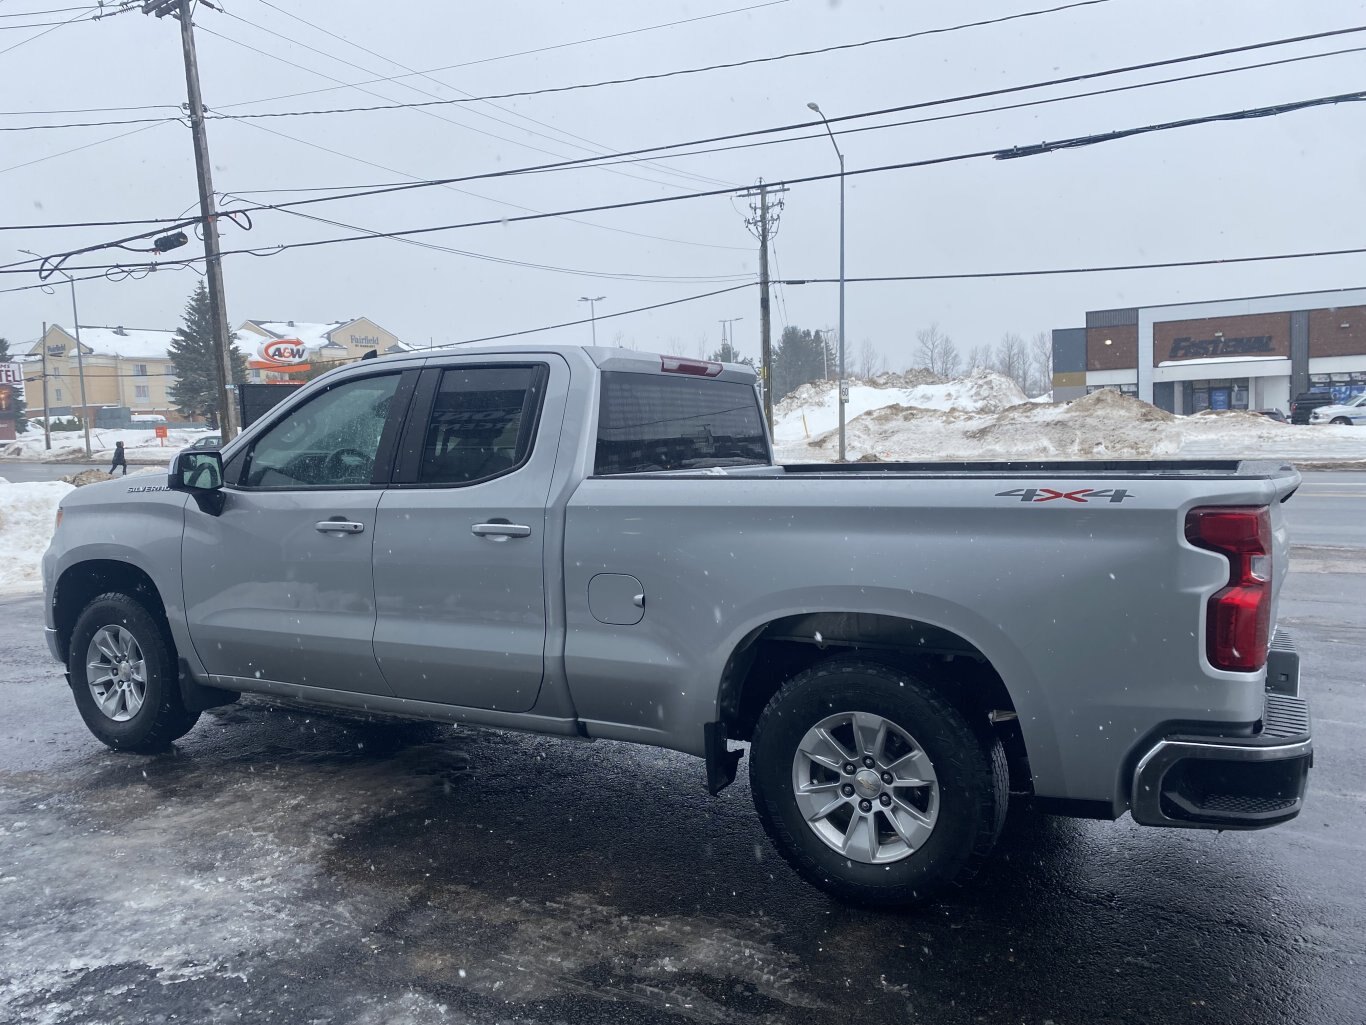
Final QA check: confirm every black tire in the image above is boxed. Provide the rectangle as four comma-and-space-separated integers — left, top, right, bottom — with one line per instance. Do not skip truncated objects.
68, 591, 200, 752
749, 656, 1008, 907
1331, 417, 1351, 426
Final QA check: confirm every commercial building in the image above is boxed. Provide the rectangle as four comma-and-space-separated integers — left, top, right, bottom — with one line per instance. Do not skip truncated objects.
21, 316, 409, 421
1051, 287, 1366, 413
23, 325, 180, 421
236, 318, 411, 381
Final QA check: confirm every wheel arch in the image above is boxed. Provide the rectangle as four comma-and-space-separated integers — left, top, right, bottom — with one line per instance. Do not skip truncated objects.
715, 610, 1038, 794
53, 560, 171, 664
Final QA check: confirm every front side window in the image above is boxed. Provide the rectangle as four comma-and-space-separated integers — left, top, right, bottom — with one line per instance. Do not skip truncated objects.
417, 365, 543, 485
241, 373, 400, 488
595, 371, 768, 475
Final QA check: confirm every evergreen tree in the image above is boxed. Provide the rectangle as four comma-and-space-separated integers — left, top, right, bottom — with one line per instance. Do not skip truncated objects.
167, 283, 247, 427
772, 326, 834, 401
0, 336, 27, 434
707, 339, 754, 366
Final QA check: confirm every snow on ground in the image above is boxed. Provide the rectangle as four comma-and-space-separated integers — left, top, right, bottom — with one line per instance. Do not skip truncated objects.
775, 376, 1366, 463
0, 481, 72, 594
775, 368, 1028, 441
0, 426, 213, 462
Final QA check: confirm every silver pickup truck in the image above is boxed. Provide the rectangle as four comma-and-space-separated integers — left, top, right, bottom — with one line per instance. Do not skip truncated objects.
41, 344, 1312, 905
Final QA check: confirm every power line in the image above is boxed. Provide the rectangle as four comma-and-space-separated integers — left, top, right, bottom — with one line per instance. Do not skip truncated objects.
239, 1, 730, 191
0, 5, 88, 54
212, 0, 799, 111
0, 0, 791, 114
213, 0, 1113, 115
0, 118, 169, 176
445, 284, 758, 347
6, 243, 1366, 300
0, 5, 109, 17
9, 82, 1364, 276
262, 202, 755, 284
214, 110, 753, 252
201, 15, 721, 196
202, 12, 1366, 127
779, 247, 1366, 283
31, 86, 1365, 276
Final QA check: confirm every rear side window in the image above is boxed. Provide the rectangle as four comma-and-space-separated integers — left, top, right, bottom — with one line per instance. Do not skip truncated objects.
595, 371, 769, 475
418, 365, 544, 485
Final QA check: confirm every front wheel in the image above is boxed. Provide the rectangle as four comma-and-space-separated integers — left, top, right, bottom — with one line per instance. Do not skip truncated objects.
68, 591, 200, 752
1331, 417, 1352, 425
749, 657, 1007, 906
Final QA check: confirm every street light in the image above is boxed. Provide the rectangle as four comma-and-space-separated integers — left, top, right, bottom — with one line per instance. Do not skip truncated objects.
807, 101, 847, 462
719, 316, 745, 359
578, 295, 606, 345
22, 251, 92, 459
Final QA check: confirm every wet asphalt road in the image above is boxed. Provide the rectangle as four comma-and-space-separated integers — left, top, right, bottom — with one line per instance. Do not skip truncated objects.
1, 536, 1363, 1022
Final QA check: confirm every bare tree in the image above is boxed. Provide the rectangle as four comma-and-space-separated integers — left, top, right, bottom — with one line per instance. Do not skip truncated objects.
992, 332, 1030, 391
1029, 331, 1053, 397
913, 323, 962, 378
965, 345, 991, 371
855, 337, 887, 379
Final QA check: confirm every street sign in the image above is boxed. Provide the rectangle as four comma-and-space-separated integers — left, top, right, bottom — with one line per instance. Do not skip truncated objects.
839, 382, 850, 404
154, 425, 169, 443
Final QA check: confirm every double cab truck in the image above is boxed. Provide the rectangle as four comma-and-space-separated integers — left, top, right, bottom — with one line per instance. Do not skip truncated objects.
42, 344, 1312, 905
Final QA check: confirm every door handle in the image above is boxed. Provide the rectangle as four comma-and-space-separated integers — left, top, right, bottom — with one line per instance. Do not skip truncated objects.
471, 522, 531, 539
315, 520, 365, 534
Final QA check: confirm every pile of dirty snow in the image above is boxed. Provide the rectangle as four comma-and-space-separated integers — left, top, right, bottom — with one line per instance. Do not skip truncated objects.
775, 368, 1029, 442
776, 384, 1366, 463
0, 481, 73, 593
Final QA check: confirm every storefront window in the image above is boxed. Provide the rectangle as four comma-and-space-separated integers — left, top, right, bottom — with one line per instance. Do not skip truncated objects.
1185, 378, 1250, 412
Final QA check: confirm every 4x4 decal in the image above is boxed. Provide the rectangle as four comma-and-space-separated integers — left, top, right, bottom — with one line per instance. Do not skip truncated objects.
995, 487, 1133, 504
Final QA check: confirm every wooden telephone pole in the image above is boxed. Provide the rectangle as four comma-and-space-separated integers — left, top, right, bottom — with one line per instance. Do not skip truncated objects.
142, 0, 239, 439
741, 179, 787, 431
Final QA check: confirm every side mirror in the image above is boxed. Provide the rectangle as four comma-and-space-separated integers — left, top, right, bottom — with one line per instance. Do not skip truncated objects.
169, 450, 226, 514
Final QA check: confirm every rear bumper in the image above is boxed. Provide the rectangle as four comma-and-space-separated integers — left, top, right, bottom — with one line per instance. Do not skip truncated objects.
1131, 635, 1311, 830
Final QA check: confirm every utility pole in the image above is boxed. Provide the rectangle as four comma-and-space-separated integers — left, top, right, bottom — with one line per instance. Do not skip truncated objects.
144, 0, 239, 440
741, 179, 787, 431
22, 251, 92, 457
40, 321, 51, 451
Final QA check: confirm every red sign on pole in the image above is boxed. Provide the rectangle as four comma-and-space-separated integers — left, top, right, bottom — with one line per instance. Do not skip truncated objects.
155, 424, 169, 444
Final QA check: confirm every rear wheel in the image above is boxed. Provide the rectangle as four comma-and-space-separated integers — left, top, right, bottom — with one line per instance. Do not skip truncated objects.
749, 656, 1007, 906
68, 592, 200, 752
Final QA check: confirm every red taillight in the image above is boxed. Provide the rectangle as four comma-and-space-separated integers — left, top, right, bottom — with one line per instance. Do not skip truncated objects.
1185, 506, 1272, 672
660, 355, 723, 377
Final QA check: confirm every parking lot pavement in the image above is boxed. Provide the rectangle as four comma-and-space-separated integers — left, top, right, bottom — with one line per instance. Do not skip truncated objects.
2, 559, 1363, 1025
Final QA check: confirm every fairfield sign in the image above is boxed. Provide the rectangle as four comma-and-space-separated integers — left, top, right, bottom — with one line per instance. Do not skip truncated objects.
248, 337, 310, 374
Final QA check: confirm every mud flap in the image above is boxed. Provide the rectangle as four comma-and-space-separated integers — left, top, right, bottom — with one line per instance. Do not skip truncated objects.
178, 658, 239, 713
704, 721, 744, 795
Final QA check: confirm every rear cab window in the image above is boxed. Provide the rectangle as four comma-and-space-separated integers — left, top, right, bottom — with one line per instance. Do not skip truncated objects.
594, 370, 770, 475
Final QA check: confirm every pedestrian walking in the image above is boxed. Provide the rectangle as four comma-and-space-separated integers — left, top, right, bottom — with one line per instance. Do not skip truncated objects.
110, 441, 127, 476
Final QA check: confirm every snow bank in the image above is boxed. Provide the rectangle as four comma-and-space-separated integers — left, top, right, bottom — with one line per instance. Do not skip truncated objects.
0, 426, 214, 462
0, 481, 72, 594
776, 382, 1366, 463
775, 368, 1028, 442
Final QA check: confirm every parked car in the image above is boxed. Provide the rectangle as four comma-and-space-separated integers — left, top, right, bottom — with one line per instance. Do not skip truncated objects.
182, 435, 222, 452
1254, 409, 1288, 422
1309, 392, 1366, 425
41, 345, 1312, 906
1290, 391, 1334, 424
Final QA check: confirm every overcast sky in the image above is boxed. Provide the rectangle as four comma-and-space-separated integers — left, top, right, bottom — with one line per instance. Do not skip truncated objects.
3, 0, 1365, 371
